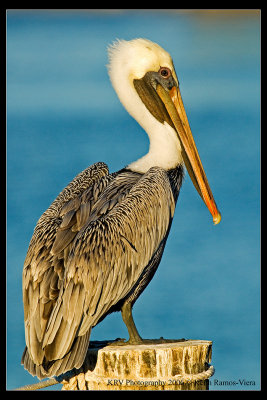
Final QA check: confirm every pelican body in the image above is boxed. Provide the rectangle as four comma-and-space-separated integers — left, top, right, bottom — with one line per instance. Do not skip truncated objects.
21, 38, 221, 379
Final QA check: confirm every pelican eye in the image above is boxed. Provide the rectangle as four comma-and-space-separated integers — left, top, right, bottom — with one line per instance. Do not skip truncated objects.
159, 67, 171, 79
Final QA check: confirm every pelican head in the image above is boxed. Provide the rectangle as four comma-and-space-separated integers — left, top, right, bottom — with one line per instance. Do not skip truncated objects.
108, 38, 221, 225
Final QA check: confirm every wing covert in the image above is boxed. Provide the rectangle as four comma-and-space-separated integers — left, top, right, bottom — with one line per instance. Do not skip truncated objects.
22, 162, 109, 367
43, 167, 175, 354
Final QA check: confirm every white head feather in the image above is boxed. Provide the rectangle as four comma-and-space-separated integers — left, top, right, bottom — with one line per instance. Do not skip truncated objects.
107, 38, 183, 173
108, 38, 174, 82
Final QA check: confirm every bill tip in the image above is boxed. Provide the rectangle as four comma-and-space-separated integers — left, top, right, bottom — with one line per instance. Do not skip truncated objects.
213, 211, 222, 225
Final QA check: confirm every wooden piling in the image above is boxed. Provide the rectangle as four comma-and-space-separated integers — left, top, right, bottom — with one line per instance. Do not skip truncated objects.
61, 339, 214, 390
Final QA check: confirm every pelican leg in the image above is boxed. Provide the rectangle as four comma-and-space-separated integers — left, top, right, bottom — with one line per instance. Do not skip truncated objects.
121, 302, 143, 344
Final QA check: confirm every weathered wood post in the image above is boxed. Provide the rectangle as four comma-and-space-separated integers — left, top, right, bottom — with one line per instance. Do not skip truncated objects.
61, 339, 214, 390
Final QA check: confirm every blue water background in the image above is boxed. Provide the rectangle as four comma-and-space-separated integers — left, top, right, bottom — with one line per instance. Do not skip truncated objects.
7, 10, 260, 390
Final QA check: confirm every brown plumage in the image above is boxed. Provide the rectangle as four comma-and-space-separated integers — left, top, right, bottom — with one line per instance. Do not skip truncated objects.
22, 162, 183, 378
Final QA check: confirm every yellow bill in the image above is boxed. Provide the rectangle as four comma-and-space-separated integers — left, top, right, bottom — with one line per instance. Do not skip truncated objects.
156, 84, 221, 225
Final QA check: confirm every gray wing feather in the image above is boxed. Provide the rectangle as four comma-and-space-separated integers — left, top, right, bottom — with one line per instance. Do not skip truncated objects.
22, 162, 109, 374
22, 164, 175, 378
42, 167, 175, 354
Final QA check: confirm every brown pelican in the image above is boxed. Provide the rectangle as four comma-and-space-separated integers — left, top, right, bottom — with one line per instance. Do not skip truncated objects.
21, 38, 221, 379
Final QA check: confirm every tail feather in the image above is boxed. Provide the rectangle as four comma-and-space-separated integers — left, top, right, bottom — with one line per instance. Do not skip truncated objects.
21, 330, 91, 380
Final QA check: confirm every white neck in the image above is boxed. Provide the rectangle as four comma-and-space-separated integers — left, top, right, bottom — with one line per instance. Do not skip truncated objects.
111, 77, 183, 173
108, 39, 183, 174
128, 120, 183, 173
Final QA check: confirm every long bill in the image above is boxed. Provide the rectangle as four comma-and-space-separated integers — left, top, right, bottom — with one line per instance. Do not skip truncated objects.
156, 84, 221, 225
